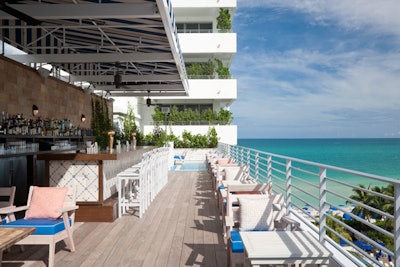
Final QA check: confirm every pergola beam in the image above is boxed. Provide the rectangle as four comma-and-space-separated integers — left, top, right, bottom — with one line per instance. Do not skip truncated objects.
7, 53, 174, 63
95, 84, 184, 91
108, 91, 187, 97
71, 74, 181, 82
0, 3, 158, 20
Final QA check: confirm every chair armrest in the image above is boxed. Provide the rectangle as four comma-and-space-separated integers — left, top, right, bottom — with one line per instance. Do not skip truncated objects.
58, 205, 79, 213
0, 205, 28, 214
0, 206, 16, 214
278, 216, 301, 230
224, 216, 235, 239
225, 216, 234, 227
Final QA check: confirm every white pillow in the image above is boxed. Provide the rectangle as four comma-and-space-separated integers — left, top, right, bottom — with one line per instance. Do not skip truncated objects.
224, 167, 242, 181
238, 196, 274, 231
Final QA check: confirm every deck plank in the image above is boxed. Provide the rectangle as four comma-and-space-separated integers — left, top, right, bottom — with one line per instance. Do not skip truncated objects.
2, 169, 226, 267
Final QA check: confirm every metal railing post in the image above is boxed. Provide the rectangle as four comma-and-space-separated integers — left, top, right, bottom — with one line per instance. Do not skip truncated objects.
246, 150, 250, 168
395, 183, 400, 267
286, 159, 292, 213
319, 167, 328, 243
240, 147, 244, 164
267, 155, 272, 184
255, 152, 259, 181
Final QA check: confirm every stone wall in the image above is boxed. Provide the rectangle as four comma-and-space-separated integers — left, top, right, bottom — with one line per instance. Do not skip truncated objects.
0, 55, 112, 127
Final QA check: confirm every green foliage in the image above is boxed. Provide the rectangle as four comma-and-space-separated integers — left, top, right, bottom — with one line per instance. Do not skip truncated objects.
186, 60, 215, 77
151, 107, 165, 125
91, 98, 112, 150
169, 105, 181, 122
181, 131, 209, 148
215, 59, 231, 78
117, 102, 139, 144
217, 109, 233, 124
348, 184, 394, 222
208, 127, 219, 148
312, 183, 395, 251
186, 59, 231, 78
325, 214, 352, 244
152, 127, 168, 147
201, 109, 215, 121
144, 127, 219, 148
216, 8, 231, 32
152, 106, 233, 125
182, 108, 200, 122
345, 183, 394, 250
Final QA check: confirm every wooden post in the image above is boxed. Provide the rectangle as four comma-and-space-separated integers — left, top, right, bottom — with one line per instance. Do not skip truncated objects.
108, 131, 115, 153
131, 132, 137, 150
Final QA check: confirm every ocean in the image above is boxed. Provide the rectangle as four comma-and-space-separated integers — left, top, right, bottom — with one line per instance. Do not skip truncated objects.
238, 138, 400, 180
236, 138, 400, 206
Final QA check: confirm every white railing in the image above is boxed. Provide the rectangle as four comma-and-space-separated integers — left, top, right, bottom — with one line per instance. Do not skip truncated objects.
218, 142, 399, 267
158, 0, 189, 89
177, 29, 234, 34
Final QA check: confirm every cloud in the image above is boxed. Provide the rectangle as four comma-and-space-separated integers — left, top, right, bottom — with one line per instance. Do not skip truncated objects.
231, 1, 400, 138
237, 0, 400, 42
232, 48, 400, 138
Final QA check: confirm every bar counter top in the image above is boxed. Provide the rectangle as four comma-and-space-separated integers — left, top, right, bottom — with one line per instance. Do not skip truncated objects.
37, 146, 153, 161
38, 152, 116, 161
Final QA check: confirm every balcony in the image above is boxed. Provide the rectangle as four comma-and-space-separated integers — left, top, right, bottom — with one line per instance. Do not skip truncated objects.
219, 143, 398, 266
178, 32, 236, 68
185, 79, 236, 100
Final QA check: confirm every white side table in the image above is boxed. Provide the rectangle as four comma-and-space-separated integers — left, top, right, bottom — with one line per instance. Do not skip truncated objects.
240, 231, 332, 267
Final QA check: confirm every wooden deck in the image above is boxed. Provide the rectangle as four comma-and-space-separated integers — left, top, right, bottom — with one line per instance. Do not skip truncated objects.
2, 170, 227, 267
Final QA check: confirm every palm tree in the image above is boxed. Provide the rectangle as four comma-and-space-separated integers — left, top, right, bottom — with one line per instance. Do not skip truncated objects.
381, 184, 394, 215
326, 214, 352, 244
347, 184, 375, 222
368, 184, 394, 220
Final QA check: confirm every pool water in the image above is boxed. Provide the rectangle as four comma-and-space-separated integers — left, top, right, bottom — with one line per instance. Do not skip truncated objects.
171, 161, 207, 171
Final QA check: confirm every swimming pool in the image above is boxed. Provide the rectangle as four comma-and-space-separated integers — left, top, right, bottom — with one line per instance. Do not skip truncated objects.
171, 160, 207, 171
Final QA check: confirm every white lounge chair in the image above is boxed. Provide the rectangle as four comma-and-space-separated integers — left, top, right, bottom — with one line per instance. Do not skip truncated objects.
225, 193, 301, 267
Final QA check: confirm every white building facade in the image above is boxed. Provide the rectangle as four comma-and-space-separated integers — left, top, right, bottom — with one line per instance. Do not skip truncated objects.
113, 0, 238, 145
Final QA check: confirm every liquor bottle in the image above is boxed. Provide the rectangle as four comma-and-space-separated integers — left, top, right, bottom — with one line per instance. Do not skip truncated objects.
0, 112, 4, 135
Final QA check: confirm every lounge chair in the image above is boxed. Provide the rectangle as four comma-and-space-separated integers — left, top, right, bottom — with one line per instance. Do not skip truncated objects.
0, 186, 16, 223
0, 186, 79, 267
220, 183, 273, 237
225, 193, 301, 267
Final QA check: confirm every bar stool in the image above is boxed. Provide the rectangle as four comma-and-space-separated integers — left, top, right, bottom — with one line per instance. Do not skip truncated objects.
117, 164, 144, 218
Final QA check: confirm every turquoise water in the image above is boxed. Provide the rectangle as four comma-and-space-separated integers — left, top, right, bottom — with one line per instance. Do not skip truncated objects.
238, 138, 400, 179
171, 161, 207, 171
237, 138, 400, 206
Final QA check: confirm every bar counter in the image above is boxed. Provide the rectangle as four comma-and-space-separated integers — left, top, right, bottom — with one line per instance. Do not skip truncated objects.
38, 147, 154, 222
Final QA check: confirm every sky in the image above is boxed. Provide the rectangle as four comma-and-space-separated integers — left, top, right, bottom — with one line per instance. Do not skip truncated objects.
231, 0, 400, 139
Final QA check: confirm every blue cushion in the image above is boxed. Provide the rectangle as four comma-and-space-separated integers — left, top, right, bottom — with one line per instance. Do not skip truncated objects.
1, 218, 71, 235
230, 230, 241, 242
231, 241, 244, 253
230, 231, 244, 253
